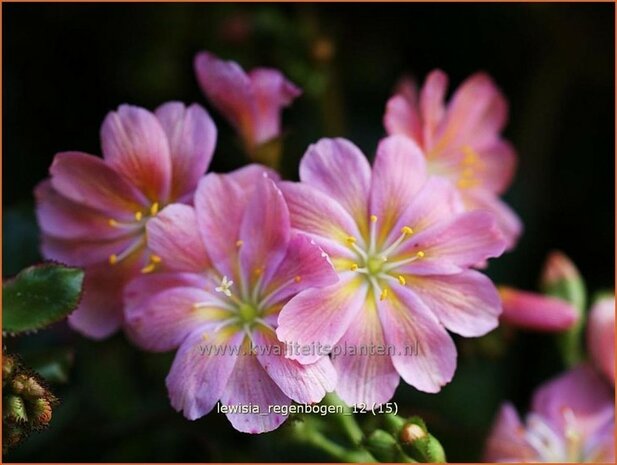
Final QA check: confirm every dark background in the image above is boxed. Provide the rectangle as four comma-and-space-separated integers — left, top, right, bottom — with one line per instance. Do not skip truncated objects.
3, 3, 614, 462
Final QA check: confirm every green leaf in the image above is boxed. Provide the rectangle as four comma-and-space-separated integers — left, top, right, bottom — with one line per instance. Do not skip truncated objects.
3, 263, 84, 334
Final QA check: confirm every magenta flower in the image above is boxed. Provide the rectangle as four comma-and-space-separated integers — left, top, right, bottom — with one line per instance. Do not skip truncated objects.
194, 51, 301, 155
499, 287, 578, 332
276, 135, 506, 406
587, 296, 615, 385
484, 365, 614, 462
124, 168, 337, 433
384, 71, 521, 249
35, 103, 217, 339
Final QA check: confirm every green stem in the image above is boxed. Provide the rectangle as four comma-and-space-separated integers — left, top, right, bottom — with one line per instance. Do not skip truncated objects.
323, 393, 364, 445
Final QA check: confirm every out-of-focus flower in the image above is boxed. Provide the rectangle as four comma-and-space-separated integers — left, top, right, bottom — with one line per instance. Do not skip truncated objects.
499, 287, 578, 332
194, 51, 301, 158
541, 250, 586, 313
35, 103, 217, 339
587, 295, 615, 385
124, 168, 337, 433
384, 71, 521, 249
277, 135, 506, 406
485, 365, 614, 462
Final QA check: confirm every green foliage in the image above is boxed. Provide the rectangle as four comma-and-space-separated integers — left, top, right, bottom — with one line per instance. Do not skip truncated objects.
3, 263, 84, 334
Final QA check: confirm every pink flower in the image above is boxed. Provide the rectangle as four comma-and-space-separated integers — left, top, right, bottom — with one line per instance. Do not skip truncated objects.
485, 365, 614, 462
276, 135, 506, 406
499, 287, 579, 332
587, 296, 615, 385
35, 103, 217, 339
384, 71, 521, 249
194, 51, 301, 155
124, 168, 337, 433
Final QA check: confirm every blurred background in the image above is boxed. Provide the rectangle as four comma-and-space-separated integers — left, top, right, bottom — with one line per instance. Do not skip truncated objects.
3, 3, 614, 462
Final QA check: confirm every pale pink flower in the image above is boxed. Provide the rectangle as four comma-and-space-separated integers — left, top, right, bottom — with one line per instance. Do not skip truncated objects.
499, 287, 578, 332
124, 168, 337, 433
194, 51, 301, 155
384, 71, 521, 249
35, 103, 216, 339
276, 135, 506, 406
587, 296, 615, 385
485, 365, 614, 462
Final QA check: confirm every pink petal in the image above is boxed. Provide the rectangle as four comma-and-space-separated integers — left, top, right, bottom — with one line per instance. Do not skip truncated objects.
194, 51, 254, 144
299, 138, 371, 227
253, 328, 336, 404
248, 68, 302, 145
531, 364, 614, 439
125, 285, 228, 352
499, 287, 578, 332
146, 204, 210, 272
377, 286, 457, 393
471, 139, 517, 195
409, 270, 501, 337
41, 234, 144, 267
587, 296, 615, 385
333, 296, 400, 406
194, 173, 247, 278
369, 135, 428, 235
239, 175, 290, 287
584, 417, 615, 462
383, 91, 422, 142
155, 102, 216, 199
167, 329, 243, 420
101, 105, 172, 202
221, 349, 290, 433
230, 163, 281, 187
397, 210, 506, 274
276, 277, 368, 364
419, 69, 448, 151
484, 403, 536, 462
463, 189, 522, 251
279, 181, 361, 260
261, 233, 338, 306
50, 151, 148, 216
68, 262, 138, 339
35, 180, 129, 241
385, 176, 464, 248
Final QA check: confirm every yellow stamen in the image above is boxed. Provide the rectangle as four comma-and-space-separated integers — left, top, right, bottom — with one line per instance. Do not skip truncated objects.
150, 255, 162, 264
350, 263, 359, 271
109, 254, 118, 265
141, 263, 156, 274
462, 145, 479, 165
397, 275, 407, 285
416, 250, 425, 258
401, 226, 414, 236
254, 267, 263, 276
236, 240, 244, 248
380, 287, 389, 301
345, 236, 357, 245
108, 219, 119, 227
370, 214, 378, 223
134, 211, 143, 221
150, 202, 159, 216
294, 275, 302, 283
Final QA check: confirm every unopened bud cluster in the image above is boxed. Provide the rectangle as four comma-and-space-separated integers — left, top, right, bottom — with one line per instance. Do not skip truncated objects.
2, 353, 57, 454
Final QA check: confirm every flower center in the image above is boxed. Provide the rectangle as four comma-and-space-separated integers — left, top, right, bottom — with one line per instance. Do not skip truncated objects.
238, 302, 259, 324
343, 215, 425, 301
107, 201, 163, 273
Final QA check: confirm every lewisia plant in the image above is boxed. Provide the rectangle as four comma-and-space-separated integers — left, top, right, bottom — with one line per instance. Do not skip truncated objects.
384, 71, 521, 249
124, 168, 337, 433
35, 103, 217, 338
276, 135, 507, 406
484, 365, 614, 462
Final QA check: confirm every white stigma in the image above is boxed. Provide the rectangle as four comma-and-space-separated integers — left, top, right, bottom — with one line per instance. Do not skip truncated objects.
215, 276, 234, 297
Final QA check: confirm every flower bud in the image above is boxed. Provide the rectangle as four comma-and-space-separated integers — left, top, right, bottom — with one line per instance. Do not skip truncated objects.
30, 397, 53, 428
587, 295, 615, 385
499, 287, 578, 332
11, 374, 46, 399
541, 250, 586, 311
364, 429, 402, 462
398, 418, 446, 463
5, 395, 28, 423
3, 354, 16, 384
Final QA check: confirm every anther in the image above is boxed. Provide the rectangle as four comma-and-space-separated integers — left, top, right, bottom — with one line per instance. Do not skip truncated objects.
416, 250, 425, 258
401, 226, 414, 236
236, 240, 244, 248
294, 275, 302, 283
397, 275, 406, 285
141, 264, 156, 274
134, 211, 143, 221
108, 219, 119, 227
150, 202, 159, 216
370, 215, 378, 223
109, 254, 118, 265
380, 287, 389, 301
345, 236, 357, 245
350, 263, 359, 271
150, 255, 162, 264
254, 267, 263, 276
